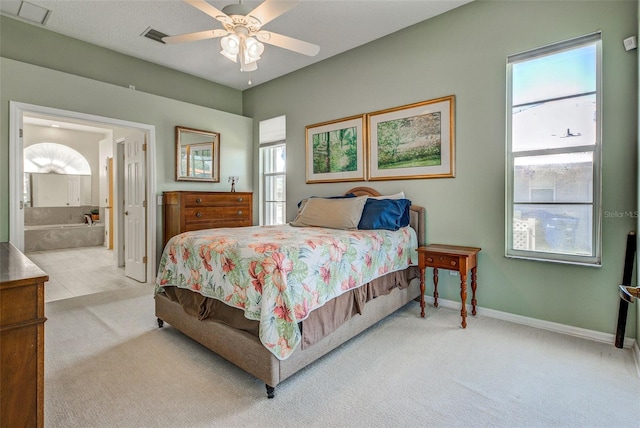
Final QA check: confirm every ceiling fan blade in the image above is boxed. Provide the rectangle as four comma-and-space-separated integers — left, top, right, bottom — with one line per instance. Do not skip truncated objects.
246, 0, 299, 27
163, 29, 227, 44
256, 31, 320, 57
184, 0, 232, 25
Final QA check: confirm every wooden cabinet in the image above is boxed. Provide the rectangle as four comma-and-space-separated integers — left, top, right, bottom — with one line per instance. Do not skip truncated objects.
1, 242, 48, 428
163, 191, 253, 246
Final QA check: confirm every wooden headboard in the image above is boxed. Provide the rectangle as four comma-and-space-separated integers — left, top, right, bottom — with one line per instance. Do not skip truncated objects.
345, 187, 426, 246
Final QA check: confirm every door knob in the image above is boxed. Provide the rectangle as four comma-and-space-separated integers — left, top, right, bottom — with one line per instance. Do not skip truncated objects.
125, 211, 129, 215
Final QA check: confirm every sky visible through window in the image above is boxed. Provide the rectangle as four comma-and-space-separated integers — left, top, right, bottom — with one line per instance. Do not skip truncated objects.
512, 45, 596, 157
512, 45, 596, 106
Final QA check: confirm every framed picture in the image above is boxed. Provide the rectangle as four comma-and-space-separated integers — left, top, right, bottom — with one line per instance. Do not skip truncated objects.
367, 95, 455, 180
305, 114, 366, 183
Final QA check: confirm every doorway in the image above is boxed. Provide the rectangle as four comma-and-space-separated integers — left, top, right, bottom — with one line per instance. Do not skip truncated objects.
9, 101, 157, 285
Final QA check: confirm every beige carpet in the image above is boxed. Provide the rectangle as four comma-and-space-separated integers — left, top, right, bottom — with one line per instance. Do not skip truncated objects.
45, 285, 640, 427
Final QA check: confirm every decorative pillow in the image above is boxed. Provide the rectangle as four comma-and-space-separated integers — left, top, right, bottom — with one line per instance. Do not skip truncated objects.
291, 196, 368, 230
358, 198, 412, 231
368, 191, 406, 200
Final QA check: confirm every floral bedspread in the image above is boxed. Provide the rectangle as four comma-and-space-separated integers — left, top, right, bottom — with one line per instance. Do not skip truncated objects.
155, 224, 418, 360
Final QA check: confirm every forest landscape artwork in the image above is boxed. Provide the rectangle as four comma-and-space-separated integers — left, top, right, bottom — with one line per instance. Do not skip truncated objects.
305, 115, 365, 183
368, 95, 455, 180
312, 126, 358, 175
376, 111, 442, 171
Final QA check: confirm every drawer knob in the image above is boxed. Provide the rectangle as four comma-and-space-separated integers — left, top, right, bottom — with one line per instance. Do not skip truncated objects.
196, 198, 202, 204
450, 260, 457, 266
426, 257, 433, 263
238, 197, 243, 202
195, 212, 202, 218
237, 210, 243, 215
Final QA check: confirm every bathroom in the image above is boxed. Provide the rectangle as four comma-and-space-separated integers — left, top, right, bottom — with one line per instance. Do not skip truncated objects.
22, 118, 110, 253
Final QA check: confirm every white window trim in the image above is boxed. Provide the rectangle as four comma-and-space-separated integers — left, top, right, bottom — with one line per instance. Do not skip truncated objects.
259, 140, 286, 226
505, 32, 603, 266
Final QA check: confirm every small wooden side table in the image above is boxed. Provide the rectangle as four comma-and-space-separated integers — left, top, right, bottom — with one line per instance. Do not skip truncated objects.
417, 244, 481, 328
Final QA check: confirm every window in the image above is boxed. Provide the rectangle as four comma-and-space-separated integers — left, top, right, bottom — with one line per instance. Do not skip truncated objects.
506, 32, 602, 266
259, 116, 286, 225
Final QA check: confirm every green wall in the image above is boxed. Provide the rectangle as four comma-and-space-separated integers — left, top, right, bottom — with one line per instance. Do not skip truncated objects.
243, 0, 638, 338
0, 16, 242, 114
637, 1, 640, 352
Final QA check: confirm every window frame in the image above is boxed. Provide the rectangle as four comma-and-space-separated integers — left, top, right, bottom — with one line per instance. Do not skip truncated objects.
259, 141, 286, 226
505, 32, 603, 266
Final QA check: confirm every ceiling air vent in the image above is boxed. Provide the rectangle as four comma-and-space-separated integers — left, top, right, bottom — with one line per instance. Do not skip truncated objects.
141, 27, 168, 44
0, 1, 50, 25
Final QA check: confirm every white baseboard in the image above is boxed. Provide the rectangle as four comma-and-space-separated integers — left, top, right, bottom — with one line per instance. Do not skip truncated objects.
424, 296, 638, 351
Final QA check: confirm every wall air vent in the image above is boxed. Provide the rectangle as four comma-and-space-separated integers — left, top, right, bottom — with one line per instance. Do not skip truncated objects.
141, 27, 168, 44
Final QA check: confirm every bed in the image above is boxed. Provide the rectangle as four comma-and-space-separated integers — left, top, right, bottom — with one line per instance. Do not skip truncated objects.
154, 187, 425, 398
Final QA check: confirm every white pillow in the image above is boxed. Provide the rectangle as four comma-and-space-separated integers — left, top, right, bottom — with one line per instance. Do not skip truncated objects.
290, 196, 368, 230
368, 191, 406, 200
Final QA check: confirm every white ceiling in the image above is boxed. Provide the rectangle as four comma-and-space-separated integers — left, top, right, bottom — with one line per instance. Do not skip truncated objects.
1, 0, 472, 91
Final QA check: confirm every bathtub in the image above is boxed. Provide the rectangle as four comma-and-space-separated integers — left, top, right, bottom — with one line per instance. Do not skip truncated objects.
24, 223, 105, 253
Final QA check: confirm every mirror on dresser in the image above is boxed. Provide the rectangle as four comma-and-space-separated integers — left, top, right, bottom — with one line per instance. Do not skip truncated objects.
176, 126, 220, 182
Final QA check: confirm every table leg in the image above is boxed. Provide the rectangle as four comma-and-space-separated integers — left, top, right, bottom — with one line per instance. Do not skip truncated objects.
419, 266, 426, 318
471, 266, 478, 316
460, 271, 468, 329
433, 267, 439, 308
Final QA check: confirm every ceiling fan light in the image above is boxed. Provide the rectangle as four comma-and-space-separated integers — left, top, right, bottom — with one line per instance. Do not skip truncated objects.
221, 34, 240, 56
220, 48, 238, 62
244, 37, 264, 61
241, 61, 258, 72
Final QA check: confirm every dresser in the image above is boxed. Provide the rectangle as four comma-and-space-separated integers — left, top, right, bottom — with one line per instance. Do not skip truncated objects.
0, 242, 48, 428
163, 191, 253, 246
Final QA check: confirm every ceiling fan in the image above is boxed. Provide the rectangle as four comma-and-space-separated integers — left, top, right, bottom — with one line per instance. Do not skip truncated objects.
163, 0, 320, 72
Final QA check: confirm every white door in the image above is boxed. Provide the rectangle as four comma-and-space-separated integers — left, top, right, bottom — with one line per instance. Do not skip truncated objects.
10, 120, 25, 251
68, 175, 81, 206
124, 136, 146, 282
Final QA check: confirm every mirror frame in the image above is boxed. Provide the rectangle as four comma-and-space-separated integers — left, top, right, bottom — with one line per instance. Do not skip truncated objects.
175, 126, 220, 182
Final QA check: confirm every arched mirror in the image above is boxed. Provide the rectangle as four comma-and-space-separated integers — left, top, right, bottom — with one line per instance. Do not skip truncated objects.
176, 126, 220, 182
23, 142, 92, 207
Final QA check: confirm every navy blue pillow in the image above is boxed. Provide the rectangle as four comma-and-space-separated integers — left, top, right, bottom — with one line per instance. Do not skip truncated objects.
297, 193, 356, 208
358, 198, 411, 231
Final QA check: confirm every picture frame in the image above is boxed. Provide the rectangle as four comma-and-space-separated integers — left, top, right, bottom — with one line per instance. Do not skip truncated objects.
305, 114, 366, 183
367, 95, 455, 181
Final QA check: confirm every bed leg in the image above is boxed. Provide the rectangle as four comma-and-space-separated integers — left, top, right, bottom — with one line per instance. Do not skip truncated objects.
265, 384, 275, 399
157, 318, 164, 328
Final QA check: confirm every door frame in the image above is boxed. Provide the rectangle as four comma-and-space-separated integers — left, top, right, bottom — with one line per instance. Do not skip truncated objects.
9, 101, 157, 284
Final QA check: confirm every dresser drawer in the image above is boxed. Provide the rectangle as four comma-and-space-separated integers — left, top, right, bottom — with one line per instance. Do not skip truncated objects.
184, 193, 249, 207
185, 206, 251, 223
422, 253, 460, 269
184, 218, 252, 231
0, 282, 39, 325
